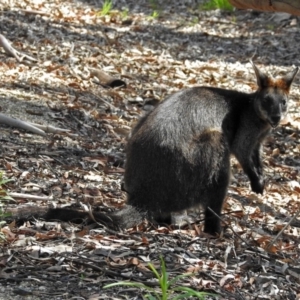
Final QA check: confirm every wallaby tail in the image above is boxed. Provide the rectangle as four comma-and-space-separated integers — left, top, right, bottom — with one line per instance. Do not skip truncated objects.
110, 205, 146, 229
5, 205, 145, 230
44, 205, 145, 229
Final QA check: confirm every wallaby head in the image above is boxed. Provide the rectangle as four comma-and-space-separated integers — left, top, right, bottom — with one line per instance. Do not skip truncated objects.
251, 60, 298, 128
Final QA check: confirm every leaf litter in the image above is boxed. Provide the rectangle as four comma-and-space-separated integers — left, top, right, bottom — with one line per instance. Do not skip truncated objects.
0, 0, 300, 299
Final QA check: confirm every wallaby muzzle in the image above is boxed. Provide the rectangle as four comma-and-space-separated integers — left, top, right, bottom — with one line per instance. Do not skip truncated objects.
269, 115, 281, 128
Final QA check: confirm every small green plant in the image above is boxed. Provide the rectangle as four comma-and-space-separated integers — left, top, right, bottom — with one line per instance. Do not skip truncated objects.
150, 10, 160, 19
202, 0, 234, 11
100, 0, 113, 16
80, 274, 86, 281
121, 7, 129, 19
267, 24, 275, 30
231, 15, 237, 23
104, 256, 216, 299
148, 0, 161, 19
0, 173, 13, 241
0, 174, 13, 205
191, 16, 200, 25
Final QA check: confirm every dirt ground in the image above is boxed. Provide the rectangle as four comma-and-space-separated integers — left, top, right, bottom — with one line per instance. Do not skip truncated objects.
0, 0, 300, 299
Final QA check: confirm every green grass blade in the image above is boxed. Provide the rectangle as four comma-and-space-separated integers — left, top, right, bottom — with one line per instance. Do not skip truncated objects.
104, 281, 162, 299
148, 262, 160, 280
173, 286, 218, 299
168, 273, 193, 286
0, 178, 12, 185
145, 295, 157, 300
103, 281, 155, 292
159, 256, 169, 290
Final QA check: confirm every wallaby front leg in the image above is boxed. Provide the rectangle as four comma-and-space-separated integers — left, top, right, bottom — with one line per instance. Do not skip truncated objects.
249, 147, 265, 194
233, 136, 265, 194
251, 145, 263, 177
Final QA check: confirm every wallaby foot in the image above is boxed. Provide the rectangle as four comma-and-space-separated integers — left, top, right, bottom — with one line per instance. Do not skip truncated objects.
154, 213, 172, 225
250, 176, 265, 194
204, 206, 222, 235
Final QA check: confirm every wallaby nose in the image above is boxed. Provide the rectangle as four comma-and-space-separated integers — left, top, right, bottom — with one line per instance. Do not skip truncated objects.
270, 115, 281, 127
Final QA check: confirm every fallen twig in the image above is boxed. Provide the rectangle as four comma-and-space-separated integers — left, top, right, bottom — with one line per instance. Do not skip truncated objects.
0, 34, 21, 61
0, 113, 46, 136
266, 208, 300, 251
0, 34, 37, 62
29, 122, 71, 134
93, 94, 118, 110
207, 206, 250, 245
9, 192, 53, 201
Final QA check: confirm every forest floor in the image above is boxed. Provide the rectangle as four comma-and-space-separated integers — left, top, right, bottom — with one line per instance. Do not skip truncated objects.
0, 0, 300, 299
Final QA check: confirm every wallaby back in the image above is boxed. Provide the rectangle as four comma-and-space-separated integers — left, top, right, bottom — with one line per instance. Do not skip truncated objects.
122, 62, 298, 235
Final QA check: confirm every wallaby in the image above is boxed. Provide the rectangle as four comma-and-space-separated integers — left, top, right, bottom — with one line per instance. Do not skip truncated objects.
121, 61, 298, 235
7, 62, 298, 235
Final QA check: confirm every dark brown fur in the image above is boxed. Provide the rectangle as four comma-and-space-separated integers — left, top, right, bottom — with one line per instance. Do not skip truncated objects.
120, 62, 298, 235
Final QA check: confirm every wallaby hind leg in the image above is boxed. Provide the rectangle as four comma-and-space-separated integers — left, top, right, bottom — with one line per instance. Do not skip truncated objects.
203, 162, 230, 235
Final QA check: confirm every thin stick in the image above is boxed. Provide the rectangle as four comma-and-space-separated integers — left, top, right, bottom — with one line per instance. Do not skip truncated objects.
0, 34, 21, 61
9, 192, 53, 201
0, 34, 37, 62
0, 113, 46, 136
29, 122, 70, 134
266, 208, 300, 251
207, 206, 250, 246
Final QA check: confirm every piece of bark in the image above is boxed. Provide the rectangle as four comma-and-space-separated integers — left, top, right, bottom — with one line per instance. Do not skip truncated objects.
90, 68, 126, 88
229, 0, 300, 16
0, 113, 46, 136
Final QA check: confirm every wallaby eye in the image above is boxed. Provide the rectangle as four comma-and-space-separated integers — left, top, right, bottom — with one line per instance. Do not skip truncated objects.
282, 99, 287, 106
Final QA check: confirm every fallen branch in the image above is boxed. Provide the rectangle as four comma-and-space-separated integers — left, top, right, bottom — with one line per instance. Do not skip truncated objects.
0, 34, 37, 62
0, 34, 21, 61
229, 0, 300, 16
29, 122, 71, 134
0, 113, 46, 136
9, 192, 53, 201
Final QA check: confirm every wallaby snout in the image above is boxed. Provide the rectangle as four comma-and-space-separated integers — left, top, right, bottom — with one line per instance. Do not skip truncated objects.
267, 102, 285, 127
269, 114, 281, 128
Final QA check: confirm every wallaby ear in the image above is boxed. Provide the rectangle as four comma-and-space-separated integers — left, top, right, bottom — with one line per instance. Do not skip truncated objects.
250, 60, 269, 89
281, 67, 298, 91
